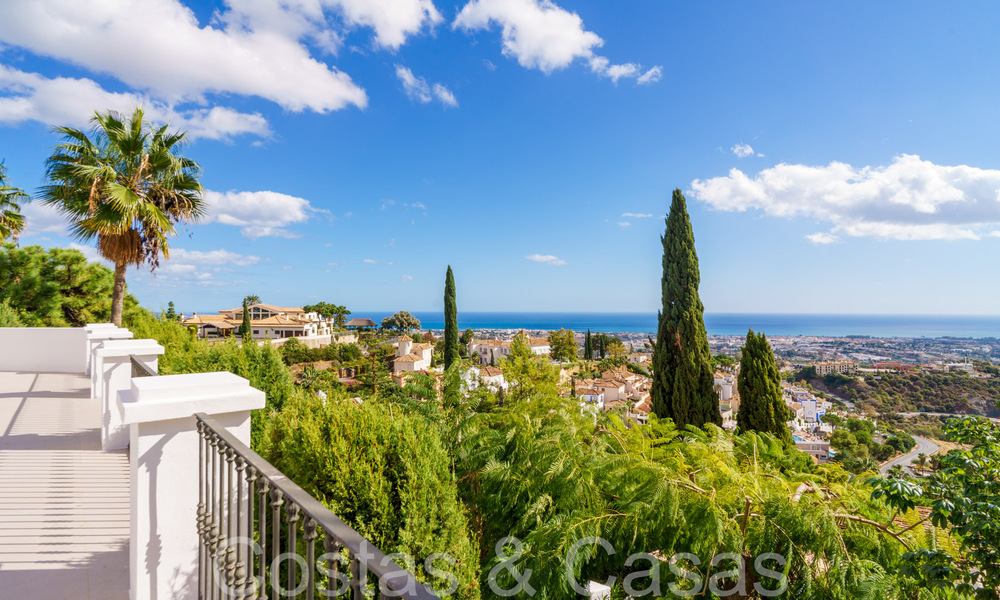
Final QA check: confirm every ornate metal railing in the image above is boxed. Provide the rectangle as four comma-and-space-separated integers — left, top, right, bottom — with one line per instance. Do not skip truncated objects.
195, 413, 441, 600
130, 355, 158, 378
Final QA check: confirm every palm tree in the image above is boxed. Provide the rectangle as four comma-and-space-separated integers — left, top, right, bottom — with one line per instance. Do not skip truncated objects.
914, 452, 928, 475
39, 108, 205, 325
243, 294, 261, 306
0, 162, 27, 242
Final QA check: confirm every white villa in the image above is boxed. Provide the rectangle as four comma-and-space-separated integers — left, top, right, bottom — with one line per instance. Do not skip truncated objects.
467, 331, 550, 365
462, 365, 509, 392
182, 302, 335, 341
628, 353, 650, 365
393, 335, 434, 372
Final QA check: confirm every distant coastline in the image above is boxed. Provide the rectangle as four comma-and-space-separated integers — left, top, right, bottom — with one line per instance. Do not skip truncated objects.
178, 309, 1000, 338
327, 312, 1000, 339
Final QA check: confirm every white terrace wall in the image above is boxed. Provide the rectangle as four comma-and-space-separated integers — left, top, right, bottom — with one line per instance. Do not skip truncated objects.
0, 327, 89, 373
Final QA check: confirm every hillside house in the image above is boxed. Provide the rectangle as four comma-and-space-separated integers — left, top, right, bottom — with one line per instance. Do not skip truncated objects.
392, 335, 433, 372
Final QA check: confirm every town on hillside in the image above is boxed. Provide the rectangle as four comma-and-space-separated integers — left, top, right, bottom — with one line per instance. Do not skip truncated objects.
175, 299, 995, 479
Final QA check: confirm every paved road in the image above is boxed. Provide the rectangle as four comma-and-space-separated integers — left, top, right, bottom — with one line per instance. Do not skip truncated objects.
879, 435, 939, 475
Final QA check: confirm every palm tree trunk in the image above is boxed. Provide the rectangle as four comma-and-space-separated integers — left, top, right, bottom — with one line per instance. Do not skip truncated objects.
111, 261, 127, 326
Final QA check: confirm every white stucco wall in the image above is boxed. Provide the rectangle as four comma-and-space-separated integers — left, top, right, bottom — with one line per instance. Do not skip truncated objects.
0, 327, 88, 373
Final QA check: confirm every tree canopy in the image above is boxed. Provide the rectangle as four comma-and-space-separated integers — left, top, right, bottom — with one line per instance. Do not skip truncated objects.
303, 301, 352, 327
0, 162, 27, 242
0, 242, 141, 326
547, 328, 577, 362
39, 108, 205, 325
382, 310, 421, 332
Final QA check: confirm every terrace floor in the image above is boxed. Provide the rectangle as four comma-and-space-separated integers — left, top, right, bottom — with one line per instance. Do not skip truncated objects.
0, 371, 129, 599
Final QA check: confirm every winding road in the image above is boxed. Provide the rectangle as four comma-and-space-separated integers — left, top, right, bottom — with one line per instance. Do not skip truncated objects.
879, 435, 939, 475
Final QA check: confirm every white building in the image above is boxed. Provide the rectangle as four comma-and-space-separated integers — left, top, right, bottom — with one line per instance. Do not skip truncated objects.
392, 335, 433, 372
714, 374, 735, 403
183, 302, 335, 340
462, 365, 509, 392
628, 353, 650, 365
467, 331, 550, 365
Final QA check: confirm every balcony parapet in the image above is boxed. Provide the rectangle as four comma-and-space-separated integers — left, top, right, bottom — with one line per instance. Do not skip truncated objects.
117, 371, 265, 600
88, 327, 135, 393
0, 326, 91, 373
93, 338, 164, 450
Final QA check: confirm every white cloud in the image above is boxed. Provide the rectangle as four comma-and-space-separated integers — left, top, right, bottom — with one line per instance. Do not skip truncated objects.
636, 66, 661, 85
621, 212, 654, 218
395, 66, 457, 107
401, 274, 414, 282
327, 261, 345, 266
168, 248, 261, 266
363, 258, 378, 263
0, 65, 270, 140
203, 190, 316, 239
432, 83, 458, 107
689, 154, 1000, 241
406, 202, 427, 210
731, 143, 763, 159
454, 0, 659, 83
525, 253, 566, 266
617, 222, 631, 228
19, 202, 67, 236
315, 0, 442, 49
0, 0, 369, 114
805, 232, 839, 245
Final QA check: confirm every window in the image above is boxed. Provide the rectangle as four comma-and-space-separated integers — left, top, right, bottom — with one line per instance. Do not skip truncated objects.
253, 330, 259, 334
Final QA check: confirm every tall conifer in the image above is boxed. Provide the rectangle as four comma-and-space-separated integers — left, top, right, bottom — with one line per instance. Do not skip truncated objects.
240, 298, 251, 342
444, 266, 458, 370
584, 330, 593, 360
651, 189, 721, 429
736, 329, 793, 444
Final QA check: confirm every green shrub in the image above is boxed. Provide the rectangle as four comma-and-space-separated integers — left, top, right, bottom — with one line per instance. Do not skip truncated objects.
263, 394, 480, 600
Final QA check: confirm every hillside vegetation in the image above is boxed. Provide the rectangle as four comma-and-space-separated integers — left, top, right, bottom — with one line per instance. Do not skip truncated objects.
797, 368, 1000, 417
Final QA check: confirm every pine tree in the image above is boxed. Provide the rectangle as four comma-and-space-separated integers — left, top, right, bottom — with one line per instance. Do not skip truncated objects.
164, 301, 177, 321
444, 265, 459, 370
736, 329, 793, 444
651, 189, 721, 429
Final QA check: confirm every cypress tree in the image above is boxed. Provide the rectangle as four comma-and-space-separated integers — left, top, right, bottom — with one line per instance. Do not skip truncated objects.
651, 189, 721, 429
240, 298, 251, 342
584, 329, 593, 360
444, 265, 459, 370
736, 329, 793, 445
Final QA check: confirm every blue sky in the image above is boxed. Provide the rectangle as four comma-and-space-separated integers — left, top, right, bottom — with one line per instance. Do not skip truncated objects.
3, 1, 1000, 315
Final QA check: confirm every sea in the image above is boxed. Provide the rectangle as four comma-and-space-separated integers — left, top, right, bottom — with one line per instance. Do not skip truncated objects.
341, 312, 1000, 339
